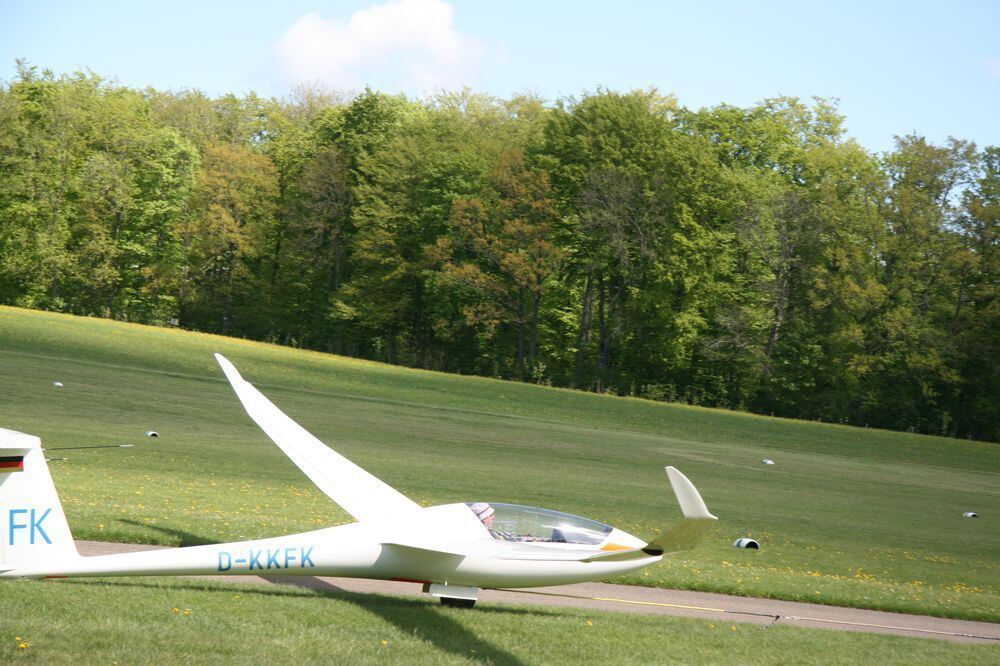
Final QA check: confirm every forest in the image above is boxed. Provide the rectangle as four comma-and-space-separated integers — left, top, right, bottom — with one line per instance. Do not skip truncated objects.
0, 62, 996, 441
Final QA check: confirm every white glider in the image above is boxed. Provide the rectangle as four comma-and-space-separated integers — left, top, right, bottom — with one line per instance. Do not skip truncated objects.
0, 355, 717, 607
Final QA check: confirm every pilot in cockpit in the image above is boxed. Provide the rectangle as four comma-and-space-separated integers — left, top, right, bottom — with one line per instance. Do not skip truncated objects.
467, 501, 610, 544
471, 502, 514, 541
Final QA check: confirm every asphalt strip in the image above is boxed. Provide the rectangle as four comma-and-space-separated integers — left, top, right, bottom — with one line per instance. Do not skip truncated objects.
74, 541, 999, 645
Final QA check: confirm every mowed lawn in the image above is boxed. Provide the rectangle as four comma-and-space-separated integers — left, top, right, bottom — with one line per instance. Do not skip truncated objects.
0, 306, 998, 628
2, 577, 997, 665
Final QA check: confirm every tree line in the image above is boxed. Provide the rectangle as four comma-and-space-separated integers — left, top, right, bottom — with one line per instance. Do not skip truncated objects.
1, 62, 996, 441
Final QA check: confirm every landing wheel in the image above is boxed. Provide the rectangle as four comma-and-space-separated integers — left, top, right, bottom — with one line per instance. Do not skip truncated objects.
440, 596, 476, 609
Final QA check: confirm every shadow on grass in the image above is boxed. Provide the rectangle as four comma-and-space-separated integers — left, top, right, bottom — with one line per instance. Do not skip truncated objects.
274, 575, 531, 665
63, 560, 543, 664
117, 519, 220, 547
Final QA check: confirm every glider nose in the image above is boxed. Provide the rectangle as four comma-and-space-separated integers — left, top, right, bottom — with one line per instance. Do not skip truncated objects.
600, 527, 648, 552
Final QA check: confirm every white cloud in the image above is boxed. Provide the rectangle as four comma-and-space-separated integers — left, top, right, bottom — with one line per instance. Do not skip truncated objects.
275, 0, 483, 93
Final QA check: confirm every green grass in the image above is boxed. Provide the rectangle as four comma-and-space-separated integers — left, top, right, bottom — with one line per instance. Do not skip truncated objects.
0, 306, 998, 628
1, 577, 997, 665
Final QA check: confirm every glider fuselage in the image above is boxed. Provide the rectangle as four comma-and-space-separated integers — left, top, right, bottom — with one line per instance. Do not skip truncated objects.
3, 504, 659, 588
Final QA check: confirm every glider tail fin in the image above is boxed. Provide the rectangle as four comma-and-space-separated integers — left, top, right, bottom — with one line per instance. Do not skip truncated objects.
0, 428, 79, 572
643, 466, 718, 556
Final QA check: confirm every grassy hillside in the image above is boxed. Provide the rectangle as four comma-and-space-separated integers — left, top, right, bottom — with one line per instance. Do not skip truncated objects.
0, 306, 997, 623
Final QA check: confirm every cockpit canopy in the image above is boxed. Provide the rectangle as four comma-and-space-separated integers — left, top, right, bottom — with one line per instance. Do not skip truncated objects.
467, 502, 614, 545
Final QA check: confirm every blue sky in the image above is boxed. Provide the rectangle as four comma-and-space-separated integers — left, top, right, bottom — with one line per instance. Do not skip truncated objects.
1, 1, 997, 153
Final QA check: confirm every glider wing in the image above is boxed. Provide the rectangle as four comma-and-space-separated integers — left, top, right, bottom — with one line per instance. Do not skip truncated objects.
215, 354, 421, 524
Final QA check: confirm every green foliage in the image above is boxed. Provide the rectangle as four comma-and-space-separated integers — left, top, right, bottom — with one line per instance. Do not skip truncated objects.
179, 142, 278, 334
0, 64, 997, 440
0, 64, 198, 321
434, 150, 563, 376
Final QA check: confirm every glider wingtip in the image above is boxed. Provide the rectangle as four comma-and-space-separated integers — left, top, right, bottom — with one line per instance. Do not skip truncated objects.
664, 466, 686, 484
213, 353, 242, 382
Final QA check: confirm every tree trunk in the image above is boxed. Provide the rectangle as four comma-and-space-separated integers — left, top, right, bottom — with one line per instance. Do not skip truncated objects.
529, 291, 541, 368
415, 282, 426, 368
108, 209, 125, 318
574, 269, 595, 386
597, 274, 609, 389
951, 260, 970, 329
270, 179, 287, 287
600, 275, 624, 389
516, 287, 526, 377
46, 147, 70, 302
221, 250, 235, 335
764, 266, 790, 363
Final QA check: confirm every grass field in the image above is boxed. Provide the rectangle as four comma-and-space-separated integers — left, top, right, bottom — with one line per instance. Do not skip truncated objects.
2, 577, 996, 665
0, 305, 998, 662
